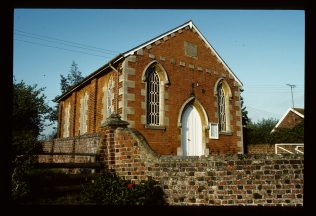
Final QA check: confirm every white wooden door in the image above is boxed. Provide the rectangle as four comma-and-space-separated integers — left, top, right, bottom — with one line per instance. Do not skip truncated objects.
181, 105, 203, 156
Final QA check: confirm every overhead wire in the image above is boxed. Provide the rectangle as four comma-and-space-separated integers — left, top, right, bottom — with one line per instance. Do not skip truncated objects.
14, 28, 120, 55
14, 28, 121, 58
14, 32, 117, 56
14, 38, 110, 58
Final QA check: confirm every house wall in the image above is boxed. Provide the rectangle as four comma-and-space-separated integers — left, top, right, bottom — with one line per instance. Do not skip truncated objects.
122, 26, 242, 155
277, 111, 304, 130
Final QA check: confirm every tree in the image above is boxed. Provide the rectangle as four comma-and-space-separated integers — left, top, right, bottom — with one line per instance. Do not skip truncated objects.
51, 61, 84, 122
245, 118, 304, 145
246, 118, 278, 144
13, 79, 53, 157
60, 61, 84, 94
12, 78, 54, 201
240, 88, 250, 126
239, 88, 251, 152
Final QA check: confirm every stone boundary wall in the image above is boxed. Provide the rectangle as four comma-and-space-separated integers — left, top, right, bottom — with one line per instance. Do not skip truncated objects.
155, 154, 303, 206
99, 116, 303, 206
38, 115, 304, 206
38, 133, 100, 163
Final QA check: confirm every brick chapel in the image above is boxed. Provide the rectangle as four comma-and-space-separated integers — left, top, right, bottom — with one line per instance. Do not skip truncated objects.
55, 20, 244, 156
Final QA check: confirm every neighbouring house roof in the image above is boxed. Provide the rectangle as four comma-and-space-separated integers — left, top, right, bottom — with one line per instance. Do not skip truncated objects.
293, 108, 304, 115
54, 20, 243, 103
271, 107, 304, 133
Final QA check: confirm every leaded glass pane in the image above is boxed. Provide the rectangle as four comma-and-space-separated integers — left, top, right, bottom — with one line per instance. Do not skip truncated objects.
147, 70, 160, 125
79, 92, 89, 135
217, 82, 226, 131
107, 77, 114, 117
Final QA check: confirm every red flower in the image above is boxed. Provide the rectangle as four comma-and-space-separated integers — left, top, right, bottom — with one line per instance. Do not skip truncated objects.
128, 183, 135, 189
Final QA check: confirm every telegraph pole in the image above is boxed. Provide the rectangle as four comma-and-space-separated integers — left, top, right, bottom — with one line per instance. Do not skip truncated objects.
286, 84, 296, 108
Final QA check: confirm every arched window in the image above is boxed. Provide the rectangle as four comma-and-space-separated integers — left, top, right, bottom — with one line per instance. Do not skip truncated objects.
217, 82, 226, 131
142, 61, 169, 128
216, 79, 231, 133
107, 76, 114, 117
79, 92, 89, 135
63, 101, 71, 137
147, 68, 160, 125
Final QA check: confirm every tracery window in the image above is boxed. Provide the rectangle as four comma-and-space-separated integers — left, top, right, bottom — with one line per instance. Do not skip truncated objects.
63, 102, 71, 137
79, 92, 89, 135
107, 76, 114, 117
147, 69, 160, 125
217, 81, 226, 132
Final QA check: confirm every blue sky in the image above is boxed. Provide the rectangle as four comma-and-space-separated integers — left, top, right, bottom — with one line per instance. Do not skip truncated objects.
13, 9, 305, 136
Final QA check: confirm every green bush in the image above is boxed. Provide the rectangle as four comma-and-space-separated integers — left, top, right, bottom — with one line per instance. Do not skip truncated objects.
127, 179, 166, 205
245, 118, 278, 144
81, 172, 166, 205
270, 121, 304, 144
245, 118, 304, 145
11, 155, 36, 202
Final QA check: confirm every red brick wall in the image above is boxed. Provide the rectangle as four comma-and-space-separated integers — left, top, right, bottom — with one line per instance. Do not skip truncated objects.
248, 144, 275, 154
278, 111, 304, 129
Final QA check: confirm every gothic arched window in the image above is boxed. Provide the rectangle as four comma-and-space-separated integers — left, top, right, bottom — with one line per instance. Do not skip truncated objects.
107, 76, 114, 117
79, 91, 89, 135
217, 82, 226, 132
63, 101, 71, 137
146, 69, 160, 125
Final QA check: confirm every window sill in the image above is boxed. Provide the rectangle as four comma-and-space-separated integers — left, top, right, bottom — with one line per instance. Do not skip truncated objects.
145, 125, 166, 130
219, 131, 233, 136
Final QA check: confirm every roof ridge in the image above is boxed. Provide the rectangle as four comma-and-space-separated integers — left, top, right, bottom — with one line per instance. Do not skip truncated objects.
123, 20, 193, 57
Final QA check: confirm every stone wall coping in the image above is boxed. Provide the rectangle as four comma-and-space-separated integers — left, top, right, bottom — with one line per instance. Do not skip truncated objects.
101, 113, 129, 128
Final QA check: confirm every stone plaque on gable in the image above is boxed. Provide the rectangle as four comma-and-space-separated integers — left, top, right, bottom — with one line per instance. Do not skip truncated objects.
184, 41, 198, 58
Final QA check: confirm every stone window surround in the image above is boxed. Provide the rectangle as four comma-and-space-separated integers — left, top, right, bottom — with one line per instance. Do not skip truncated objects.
214, 78, 232, 134
79, 91, 89, 135
146, 69, 160, 126
101, 75, 115, 123
63, 101, 71, 138
141, 61, 169, 130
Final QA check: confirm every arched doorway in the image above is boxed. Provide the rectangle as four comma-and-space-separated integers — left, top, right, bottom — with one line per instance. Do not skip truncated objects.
181, 105, 203, 156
